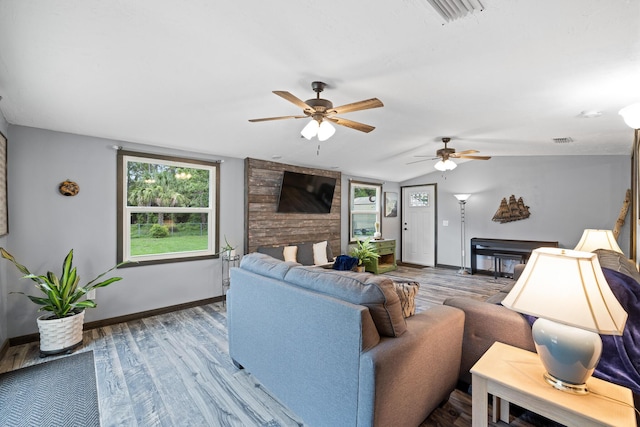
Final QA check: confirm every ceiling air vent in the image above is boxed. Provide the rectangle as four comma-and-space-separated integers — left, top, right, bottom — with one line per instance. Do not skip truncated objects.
553, 137, 574, 144
425, 0, 484, 22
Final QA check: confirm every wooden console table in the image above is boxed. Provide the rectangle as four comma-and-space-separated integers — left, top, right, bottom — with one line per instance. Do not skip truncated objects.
470, 238, 558, 276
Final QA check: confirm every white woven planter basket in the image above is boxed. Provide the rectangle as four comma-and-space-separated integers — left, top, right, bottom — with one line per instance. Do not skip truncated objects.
37, 310, 85, 355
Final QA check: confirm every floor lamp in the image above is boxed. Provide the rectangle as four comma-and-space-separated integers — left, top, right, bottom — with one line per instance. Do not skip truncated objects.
454, 194, 471, 274
619, 103, 640, 260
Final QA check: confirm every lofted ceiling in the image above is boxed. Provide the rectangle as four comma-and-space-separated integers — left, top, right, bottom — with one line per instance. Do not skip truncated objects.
0, 0, 639, 182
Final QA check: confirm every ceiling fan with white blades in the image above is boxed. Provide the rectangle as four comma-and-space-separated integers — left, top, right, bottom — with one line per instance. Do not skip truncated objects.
409, 137, 491, 171
248, 81, 383, 142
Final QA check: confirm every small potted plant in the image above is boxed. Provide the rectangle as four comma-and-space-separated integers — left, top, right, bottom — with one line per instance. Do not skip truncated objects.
350, 238, 380, 272
0, 247, 128, 356
218, 235, 236, 258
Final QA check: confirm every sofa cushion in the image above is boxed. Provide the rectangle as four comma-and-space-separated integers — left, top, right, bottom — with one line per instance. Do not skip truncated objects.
595, 249, 640, 285
256, 241, 335, 266
284, 267, 407, 337
283, 246, 298, 262
393, 280, 420, 318
486, 292, 509, 304
325, 242, 334, 262
313, 241, 328, 265
294, 242, 315, 265
239, 252, 299, 281
257, 245, 285, 261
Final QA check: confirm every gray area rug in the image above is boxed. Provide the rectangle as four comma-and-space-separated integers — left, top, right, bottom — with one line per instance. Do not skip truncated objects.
0, 350, 100, 427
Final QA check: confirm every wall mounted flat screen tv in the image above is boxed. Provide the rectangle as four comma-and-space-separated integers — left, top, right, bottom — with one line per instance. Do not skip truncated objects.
277, 171, 337, 214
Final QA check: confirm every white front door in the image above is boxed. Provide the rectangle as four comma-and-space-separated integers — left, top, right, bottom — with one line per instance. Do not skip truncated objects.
401, 185, 436, 266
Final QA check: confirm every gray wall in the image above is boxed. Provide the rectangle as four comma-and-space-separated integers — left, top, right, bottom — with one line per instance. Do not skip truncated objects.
4, 125, 245, 338
0, 110, 8, 347
401, 155, 631, 269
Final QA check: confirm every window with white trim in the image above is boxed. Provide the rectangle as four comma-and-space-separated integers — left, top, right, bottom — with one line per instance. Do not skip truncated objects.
117, 151, 219, 265
349, 181, 382, 242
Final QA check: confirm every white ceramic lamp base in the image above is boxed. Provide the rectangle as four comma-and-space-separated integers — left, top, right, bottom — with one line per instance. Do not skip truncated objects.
532, 317, 602, 394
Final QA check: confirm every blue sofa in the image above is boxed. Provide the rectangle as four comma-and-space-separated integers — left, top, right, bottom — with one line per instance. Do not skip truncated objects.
228, 253, 465, 427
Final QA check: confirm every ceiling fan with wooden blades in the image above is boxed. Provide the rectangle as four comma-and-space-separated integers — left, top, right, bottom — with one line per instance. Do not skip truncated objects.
409, 137, 491, 170
249, 81, 383, 141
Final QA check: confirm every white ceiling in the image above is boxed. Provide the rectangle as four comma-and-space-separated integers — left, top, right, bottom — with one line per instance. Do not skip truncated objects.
0, 0, 639, 182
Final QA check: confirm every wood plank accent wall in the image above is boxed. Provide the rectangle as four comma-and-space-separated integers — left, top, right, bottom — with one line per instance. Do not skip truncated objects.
245, 158, 341, 254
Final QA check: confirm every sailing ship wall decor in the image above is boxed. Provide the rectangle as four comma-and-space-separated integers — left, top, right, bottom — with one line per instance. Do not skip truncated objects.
492, 195, 531, 223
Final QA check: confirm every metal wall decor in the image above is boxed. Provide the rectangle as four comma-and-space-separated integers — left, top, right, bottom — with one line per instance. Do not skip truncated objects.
492, 195, 530, 223
59, 180, 79, 196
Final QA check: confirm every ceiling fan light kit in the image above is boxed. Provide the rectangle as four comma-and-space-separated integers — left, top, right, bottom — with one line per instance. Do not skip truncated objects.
411, 137, 491, 171
301, 119, 320, 140
301, 118, 336, 141
250, 81, 383, 143
435, 159, 457, 171
317, 121, 336, 141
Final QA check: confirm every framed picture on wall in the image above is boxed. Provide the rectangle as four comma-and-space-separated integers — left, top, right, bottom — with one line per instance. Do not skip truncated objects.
0, 131, 7, 236
384, 192, 398, 217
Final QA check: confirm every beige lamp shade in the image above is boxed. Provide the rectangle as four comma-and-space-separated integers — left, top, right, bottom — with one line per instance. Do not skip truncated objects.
574, 229, 623, 254
502, 247, 627, 335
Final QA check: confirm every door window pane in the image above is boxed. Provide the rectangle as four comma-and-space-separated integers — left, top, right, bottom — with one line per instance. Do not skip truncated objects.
410, 192, 430, 207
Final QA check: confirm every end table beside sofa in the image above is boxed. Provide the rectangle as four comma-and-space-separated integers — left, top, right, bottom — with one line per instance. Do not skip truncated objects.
445, 249, 640, 395
472, 342, 635, 427
446, 248, 640, 425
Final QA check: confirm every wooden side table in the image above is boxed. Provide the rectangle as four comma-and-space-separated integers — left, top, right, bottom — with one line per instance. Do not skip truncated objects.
364, 239, 397, 274
221, 253, 240, 301
470, 342, 636, 427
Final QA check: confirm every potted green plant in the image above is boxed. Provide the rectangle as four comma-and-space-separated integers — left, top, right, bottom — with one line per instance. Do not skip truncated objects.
218, 235, 236, 258
350, 238, 380, 272
0, 247, 128, 356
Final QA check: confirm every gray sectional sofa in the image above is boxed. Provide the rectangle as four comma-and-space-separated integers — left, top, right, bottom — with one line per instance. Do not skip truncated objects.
442, 264, 535, 385
228, 253, 465, 427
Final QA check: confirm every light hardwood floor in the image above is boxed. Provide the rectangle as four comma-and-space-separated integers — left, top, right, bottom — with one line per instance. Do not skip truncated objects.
1, 266, 547, 427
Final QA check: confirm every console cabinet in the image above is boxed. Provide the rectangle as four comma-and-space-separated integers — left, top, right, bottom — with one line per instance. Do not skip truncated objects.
365, 239, 397, 274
